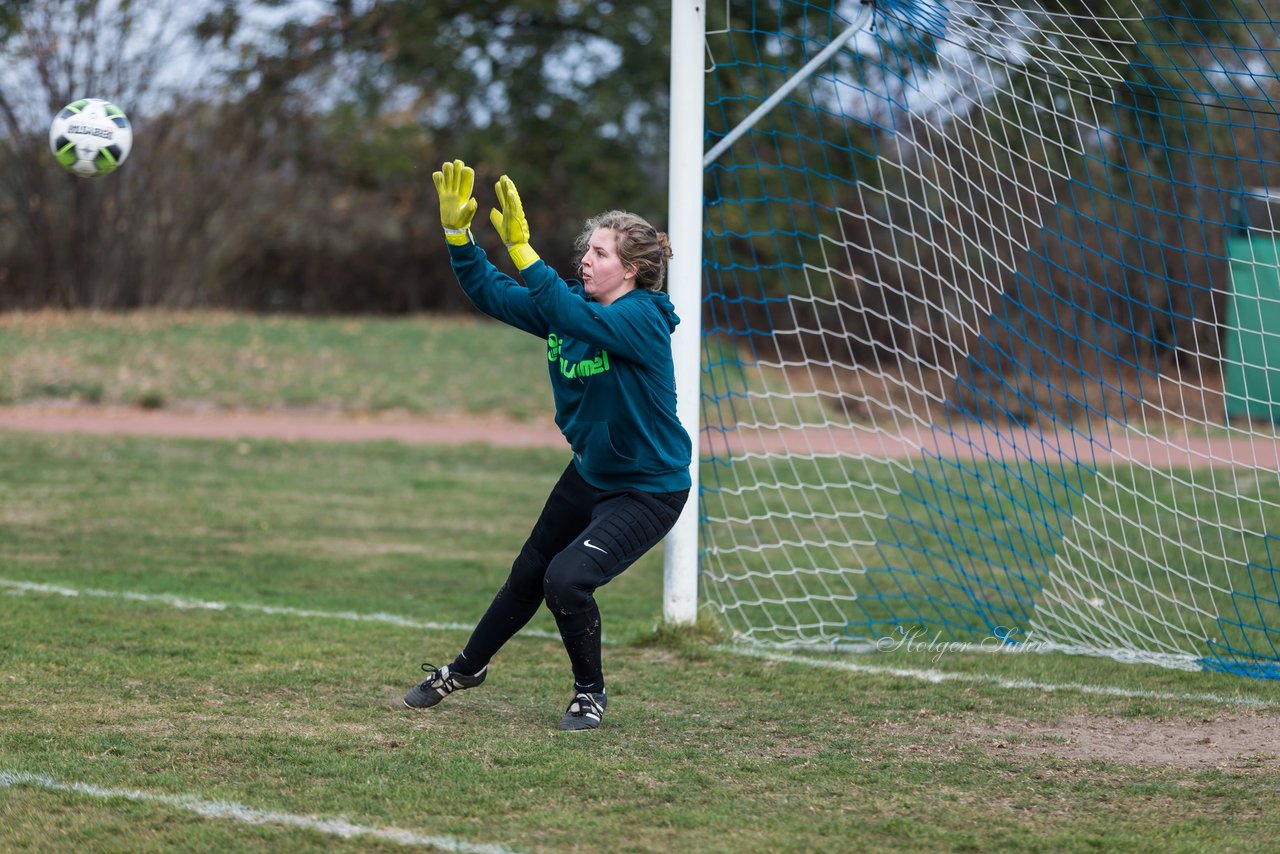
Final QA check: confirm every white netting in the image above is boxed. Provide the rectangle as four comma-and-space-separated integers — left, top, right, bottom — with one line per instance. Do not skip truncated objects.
698, 0, 1280, 677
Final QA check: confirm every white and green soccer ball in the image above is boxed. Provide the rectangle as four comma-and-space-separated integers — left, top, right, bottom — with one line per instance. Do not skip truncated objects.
48, 98, 133, 178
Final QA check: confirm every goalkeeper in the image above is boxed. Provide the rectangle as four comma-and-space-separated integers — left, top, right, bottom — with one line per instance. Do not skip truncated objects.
402, 159, 692, 731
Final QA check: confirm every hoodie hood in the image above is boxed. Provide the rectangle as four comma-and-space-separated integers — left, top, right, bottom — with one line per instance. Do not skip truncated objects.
578, 281, 680, 333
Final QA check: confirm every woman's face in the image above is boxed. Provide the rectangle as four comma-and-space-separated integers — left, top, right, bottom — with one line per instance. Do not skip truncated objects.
580, 228, 637, 306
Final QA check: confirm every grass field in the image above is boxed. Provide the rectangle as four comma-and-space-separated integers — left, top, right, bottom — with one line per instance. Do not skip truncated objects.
3, 312, 1280, 852
0, 311, 550, 419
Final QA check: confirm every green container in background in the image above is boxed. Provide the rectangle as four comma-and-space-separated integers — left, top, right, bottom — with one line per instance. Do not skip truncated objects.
1224, 190, 1280, 424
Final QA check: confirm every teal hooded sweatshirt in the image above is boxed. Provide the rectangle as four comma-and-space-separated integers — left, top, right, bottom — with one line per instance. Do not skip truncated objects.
448, 241, 692, 493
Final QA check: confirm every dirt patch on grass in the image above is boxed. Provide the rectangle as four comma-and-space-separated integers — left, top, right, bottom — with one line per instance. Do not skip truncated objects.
6, 403, 1280, 467
0, 404, 568, 449
971, 711, 1280, 770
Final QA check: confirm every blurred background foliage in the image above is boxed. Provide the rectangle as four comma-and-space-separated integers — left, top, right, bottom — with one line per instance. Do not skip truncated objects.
0, 1, 1277, 429
0, 0, 672, 312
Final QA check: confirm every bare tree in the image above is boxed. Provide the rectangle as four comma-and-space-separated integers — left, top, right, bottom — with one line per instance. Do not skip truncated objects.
0, 0, 202, 307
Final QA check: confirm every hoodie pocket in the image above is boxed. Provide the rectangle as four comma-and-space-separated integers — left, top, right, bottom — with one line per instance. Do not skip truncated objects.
580, 422, 638, 475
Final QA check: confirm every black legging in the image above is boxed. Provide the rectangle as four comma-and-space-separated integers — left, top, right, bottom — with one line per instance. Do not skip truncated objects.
451, 462, 688, 694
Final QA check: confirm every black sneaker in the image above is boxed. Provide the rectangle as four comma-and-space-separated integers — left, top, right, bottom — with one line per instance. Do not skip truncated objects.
559, 692, 607, 730
403, 663, 487, 709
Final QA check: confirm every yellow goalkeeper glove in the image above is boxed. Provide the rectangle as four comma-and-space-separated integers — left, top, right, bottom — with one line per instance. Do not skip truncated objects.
432, 159, 478, 246
489, 174, 541, 269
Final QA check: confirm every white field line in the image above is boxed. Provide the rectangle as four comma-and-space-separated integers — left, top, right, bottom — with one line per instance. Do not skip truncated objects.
0, 771, 522, 853
727, 647, 1275, 708
0, 577, 562, 642
5, 576, 1275, 709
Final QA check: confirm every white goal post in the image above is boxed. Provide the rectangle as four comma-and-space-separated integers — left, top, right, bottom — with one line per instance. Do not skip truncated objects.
662, 0, 707, 624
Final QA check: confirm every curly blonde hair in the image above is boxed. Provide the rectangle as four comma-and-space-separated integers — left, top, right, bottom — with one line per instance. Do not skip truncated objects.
574, 211, 674, 291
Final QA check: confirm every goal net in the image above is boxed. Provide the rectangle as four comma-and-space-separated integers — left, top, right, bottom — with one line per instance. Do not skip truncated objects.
696, 0, 1280, 678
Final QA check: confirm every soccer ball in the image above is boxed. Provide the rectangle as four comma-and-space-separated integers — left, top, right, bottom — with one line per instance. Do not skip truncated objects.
48, 98, 133, 178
